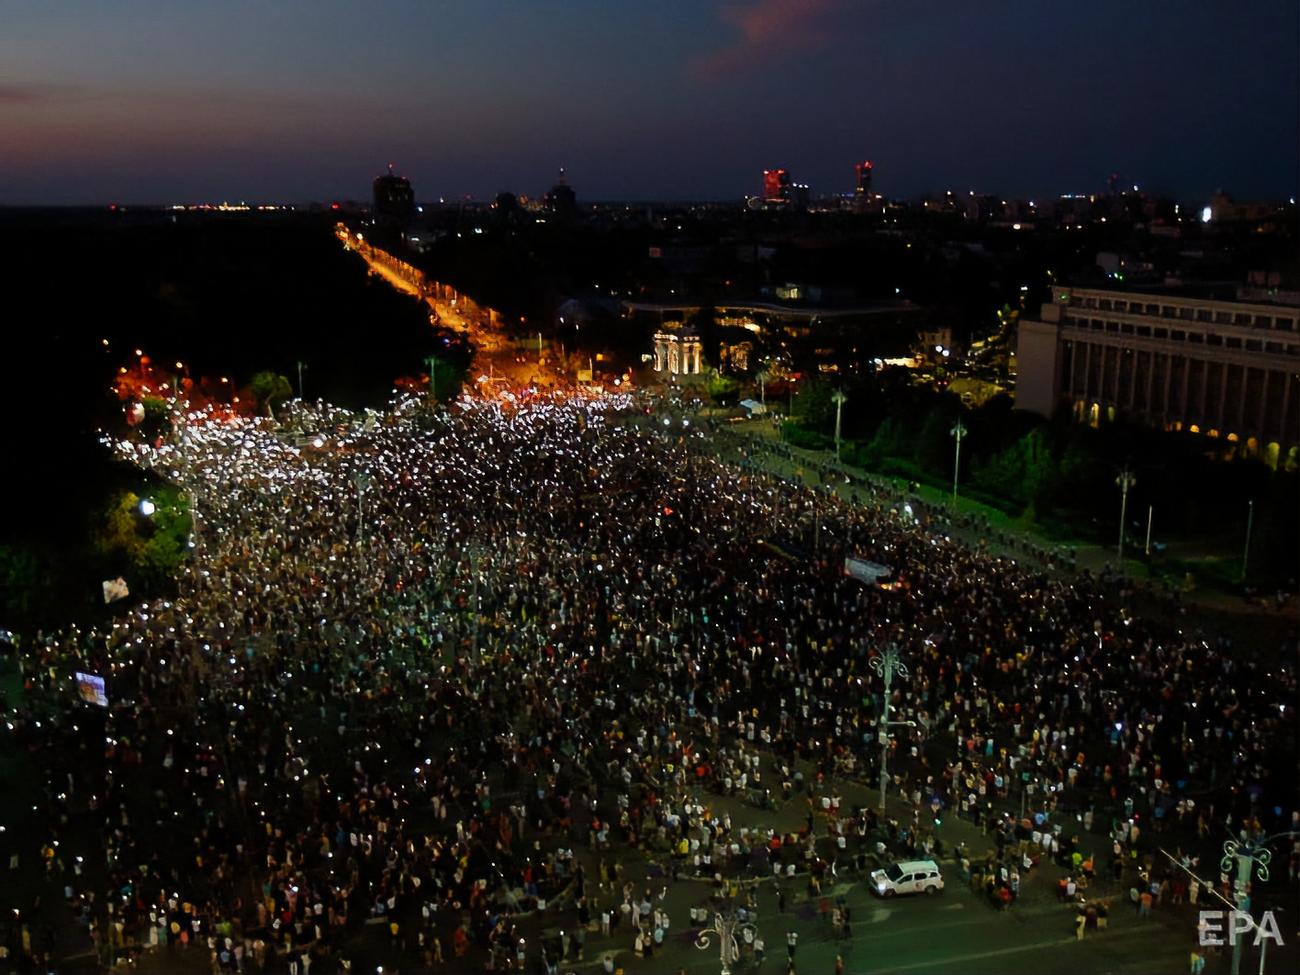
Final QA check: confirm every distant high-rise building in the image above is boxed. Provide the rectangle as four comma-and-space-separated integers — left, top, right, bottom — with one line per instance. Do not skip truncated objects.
544, 168, 577, 219
762, 168, 790, 203
373, 164, 415, 223
853, 160, 875, 213
759, 168, 808, 209
854, 160, 873, 196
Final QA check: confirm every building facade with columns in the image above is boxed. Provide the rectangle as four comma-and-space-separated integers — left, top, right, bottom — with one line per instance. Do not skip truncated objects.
652, 328, 703, 376
1016, 286, 1300, 467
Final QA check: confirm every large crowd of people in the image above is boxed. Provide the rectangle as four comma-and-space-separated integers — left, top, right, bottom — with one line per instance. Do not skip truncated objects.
1, 389, 1295, 973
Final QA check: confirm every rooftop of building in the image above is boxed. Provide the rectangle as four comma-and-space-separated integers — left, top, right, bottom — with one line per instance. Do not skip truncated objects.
623, 298, 919, 320
1053, 282, 1300, 311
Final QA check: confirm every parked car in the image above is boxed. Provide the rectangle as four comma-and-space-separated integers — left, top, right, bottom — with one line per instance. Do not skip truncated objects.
870, 859, 944, 897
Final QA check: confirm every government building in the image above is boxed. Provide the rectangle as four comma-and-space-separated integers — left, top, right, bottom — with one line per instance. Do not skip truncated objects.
1016, 286, 1300, 468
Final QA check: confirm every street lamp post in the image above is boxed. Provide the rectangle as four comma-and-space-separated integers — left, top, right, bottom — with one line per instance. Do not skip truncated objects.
469, 544, 483, 667
832, 390, 847, 462
1221, 832, 1293, 975
354, 471, 371, 548
1241, 499, 1254, 584
1115, 467, 1137, 564
1162, 835, 1293, 975
169, 361, 186, 446
296, 360, 307, 400
950, 418, 967, 502
869, 642, 909, 812
694, 903, 758, 975
424, 355, 439, 404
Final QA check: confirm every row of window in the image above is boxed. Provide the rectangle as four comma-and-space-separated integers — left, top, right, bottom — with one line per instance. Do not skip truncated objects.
1066, 293, 1297, 332
1065, 317, 1297, 355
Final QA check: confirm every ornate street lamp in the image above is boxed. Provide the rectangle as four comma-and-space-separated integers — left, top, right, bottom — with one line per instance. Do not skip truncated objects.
694, 902, 759, 975
353, 471, 371, 546
870, 642, 910, 812
950, 419, 967, 501
832, 389, 848, 462
1115, 467, 1137, 563
1221, 831, 1294, 975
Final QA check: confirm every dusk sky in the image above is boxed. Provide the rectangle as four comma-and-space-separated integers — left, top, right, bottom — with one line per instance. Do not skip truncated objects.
3, 0, 1297, 205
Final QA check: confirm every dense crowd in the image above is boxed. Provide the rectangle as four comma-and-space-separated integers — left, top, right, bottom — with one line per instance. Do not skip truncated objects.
2, 390, 1295, 973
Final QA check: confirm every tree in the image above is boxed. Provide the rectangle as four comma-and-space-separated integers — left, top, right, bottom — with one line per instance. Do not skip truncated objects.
794, 379, 834, 432
96, 487, 192, 592
0, 545, 41, 620
972, 428, 1054, 511
425, 354, 467, 403
250, 371, 292, 418
138, 395, 171, 439
913, 398, 962, 473
705, 369, 740, 406
861, 417, 909, 465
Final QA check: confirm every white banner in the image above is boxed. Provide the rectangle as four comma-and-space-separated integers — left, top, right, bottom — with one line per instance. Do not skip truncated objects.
102, 577, 130, 604
844, 557, 893, 585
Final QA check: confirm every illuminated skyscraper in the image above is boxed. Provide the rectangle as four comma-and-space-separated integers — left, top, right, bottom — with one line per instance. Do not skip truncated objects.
853, 160, 876, 213
762, 168, 790, 203
855, 160, 873, 196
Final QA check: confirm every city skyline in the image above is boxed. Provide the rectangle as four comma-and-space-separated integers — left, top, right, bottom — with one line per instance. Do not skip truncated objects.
2, 0, 1298, 205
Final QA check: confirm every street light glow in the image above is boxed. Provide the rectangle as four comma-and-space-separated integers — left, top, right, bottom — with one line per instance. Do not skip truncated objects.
139, 499, 156, 516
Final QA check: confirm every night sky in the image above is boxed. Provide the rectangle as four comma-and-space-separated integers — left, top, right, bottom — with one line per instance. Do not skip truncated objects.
3, 0, 1297, 205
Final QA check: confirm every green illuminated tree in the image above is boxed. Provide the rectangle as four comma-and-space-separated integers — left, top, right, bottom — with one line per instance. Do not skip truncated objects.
425, 354, 467, 402
250, 371, 293, 418
706, 368, 740, 405
97, 488, 192, 591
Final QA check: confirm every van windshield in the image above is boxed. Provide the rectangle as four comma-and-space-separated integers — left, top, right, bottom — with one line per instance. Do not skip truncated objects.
884, 864, 904, 883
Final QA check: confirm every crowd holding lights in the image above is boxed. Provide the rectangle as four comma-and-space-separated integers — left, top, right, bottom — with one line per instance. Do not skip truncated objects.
3, 386, 1296, 973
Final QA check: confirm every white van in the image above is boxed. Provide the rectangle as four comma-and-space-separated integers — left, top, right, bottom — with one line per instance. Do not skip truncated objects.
870, 859, 944, 897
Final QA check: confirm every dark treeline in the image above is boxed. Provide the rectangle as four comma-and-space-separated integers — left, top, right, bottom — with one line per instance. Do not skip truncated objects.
789, 371, 1298, 584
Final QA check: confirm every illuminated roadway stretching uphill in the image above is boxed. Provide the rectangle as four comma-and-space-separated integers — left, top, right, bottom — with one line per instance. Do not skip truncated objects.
336, 223, 578, 391
334, 223, 506, 354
